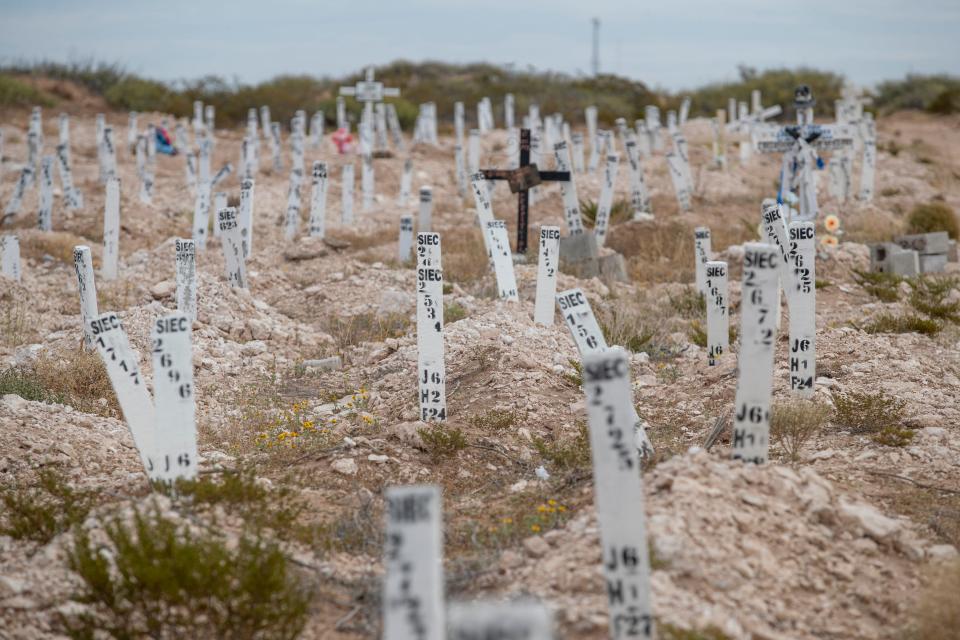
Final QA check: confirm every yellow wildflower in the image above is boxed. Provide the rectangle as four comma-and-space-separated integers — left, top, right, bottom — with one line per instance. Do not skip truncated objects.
530, 524, 541, 533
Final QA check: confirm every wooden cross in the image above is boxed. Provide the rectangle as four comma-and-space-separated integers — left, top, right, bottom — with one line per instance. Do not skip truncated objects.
481, 128, 569, 254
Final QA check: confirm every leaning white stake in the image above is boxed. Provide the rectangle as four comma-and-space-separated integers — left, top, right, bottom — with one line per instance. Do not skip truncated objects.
553, 141, 584, 236
238, 178, 255, 258
731, 242, 780, 464
382, 485, 445, 640
484, 220, 519, 301
1, 235, 21, 282
694, 227, 711, 296
594, 153, 620, 247
38, 156, 54, 231
150, 312, 198, 483
90, 312, 156, 476
582, 347, 654, 640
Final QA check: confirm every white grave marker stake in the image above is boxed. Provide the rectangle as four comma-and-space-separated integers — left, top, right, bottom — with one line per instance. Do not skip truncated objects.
398, 158, 413, 206
362, 154, 375, 211
73, 246, 99, 349
731, 243, 780, 464
90, 312, 156, 476
666, 151, 692, 212
553, 141, 584, 235
705, 261, 729, 366
484, 220, 519, 301
284, 169, 303, 241
624, 138, 652, 220
56, 142, 82, 209
398, 216, 414, 262
175, 238, 197, 322
102, 177, 120, 281
418, 186, 433, 233
239, 178, 255, 258
217, 207, 247, 288
192, 180, 211, 249
582, 347, 654, 640
212, 192, 227, 237
4, 167, 33, 219
38, 156, 54, 231
447, 601, 553, 640
309, 162, 328, 238
594, 153, 620, 247
150, 312, 198, 483
1, 235, 21, 282
534, 226, 560, 325
693, 227, 711, 296
341, 164, 354, 225
787, 221, 816, 397
382, 485, 444, 640
417, 233, 446, 422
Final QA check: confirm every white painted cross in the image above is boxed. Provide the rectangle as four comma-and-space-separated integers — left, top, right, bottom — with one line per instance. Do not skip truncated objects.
309, 162, 328, 238
1, 235, 21, 282
484, 220, 519, 302
705, 261, 729, 366
417, 232, 446, 422
90, 312, 156, 476
382, 485, 444, 640
594, 153, 620, 247
582, 347, 654, 640
418, 186, 433, 233
447, 601, 553, 640
534, 226, 560, 325
731, 242, 780, 464
175, 238, 197, 323
217, 207, 247, 288
102, 177, 120, 281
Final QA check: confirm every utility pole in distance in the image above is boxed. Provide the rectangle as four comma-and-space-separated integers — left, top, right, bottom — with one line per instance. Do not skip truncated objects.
591, 18, 600, 76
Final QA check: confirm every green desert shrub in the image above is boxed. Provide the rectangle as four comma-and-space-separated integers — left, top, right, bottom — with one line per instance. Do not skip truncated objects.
906, 202, 959, 239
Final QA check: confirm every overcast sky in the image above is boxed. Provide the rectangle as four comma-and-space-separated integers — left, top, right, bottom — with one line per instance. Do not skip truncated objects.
1, 0, 957, 91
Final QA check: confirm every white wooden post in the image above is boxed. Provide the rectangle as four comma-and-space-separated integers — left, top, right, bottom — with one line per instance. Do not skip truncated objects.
534, 226, 560, 325
150, 312, 198, 483
175, 238, 197, 323
705, 261, 729, 366
417, 233, 446, 422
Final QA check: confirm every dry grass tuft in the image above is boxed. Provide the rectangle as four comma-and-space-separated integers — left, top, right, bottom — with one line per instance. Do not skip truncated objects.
443, 228, 489, 285
3, 348, 119, 418
18, 230, 96, 263
771, 401, 832, 462
323, 312, 411, 351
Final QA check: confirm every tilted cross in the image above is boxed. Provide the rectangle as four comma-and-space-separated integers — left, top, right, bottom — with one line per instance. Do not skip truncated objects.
753, 86, 855, 221
481, 128, 570, 254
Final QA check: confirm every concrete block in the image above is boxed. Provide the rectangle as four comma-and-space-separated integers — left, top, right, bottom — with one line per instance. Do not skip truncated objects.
919, 253, 948, 274
559, 231, 598, 264
895, 231, 950, 255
